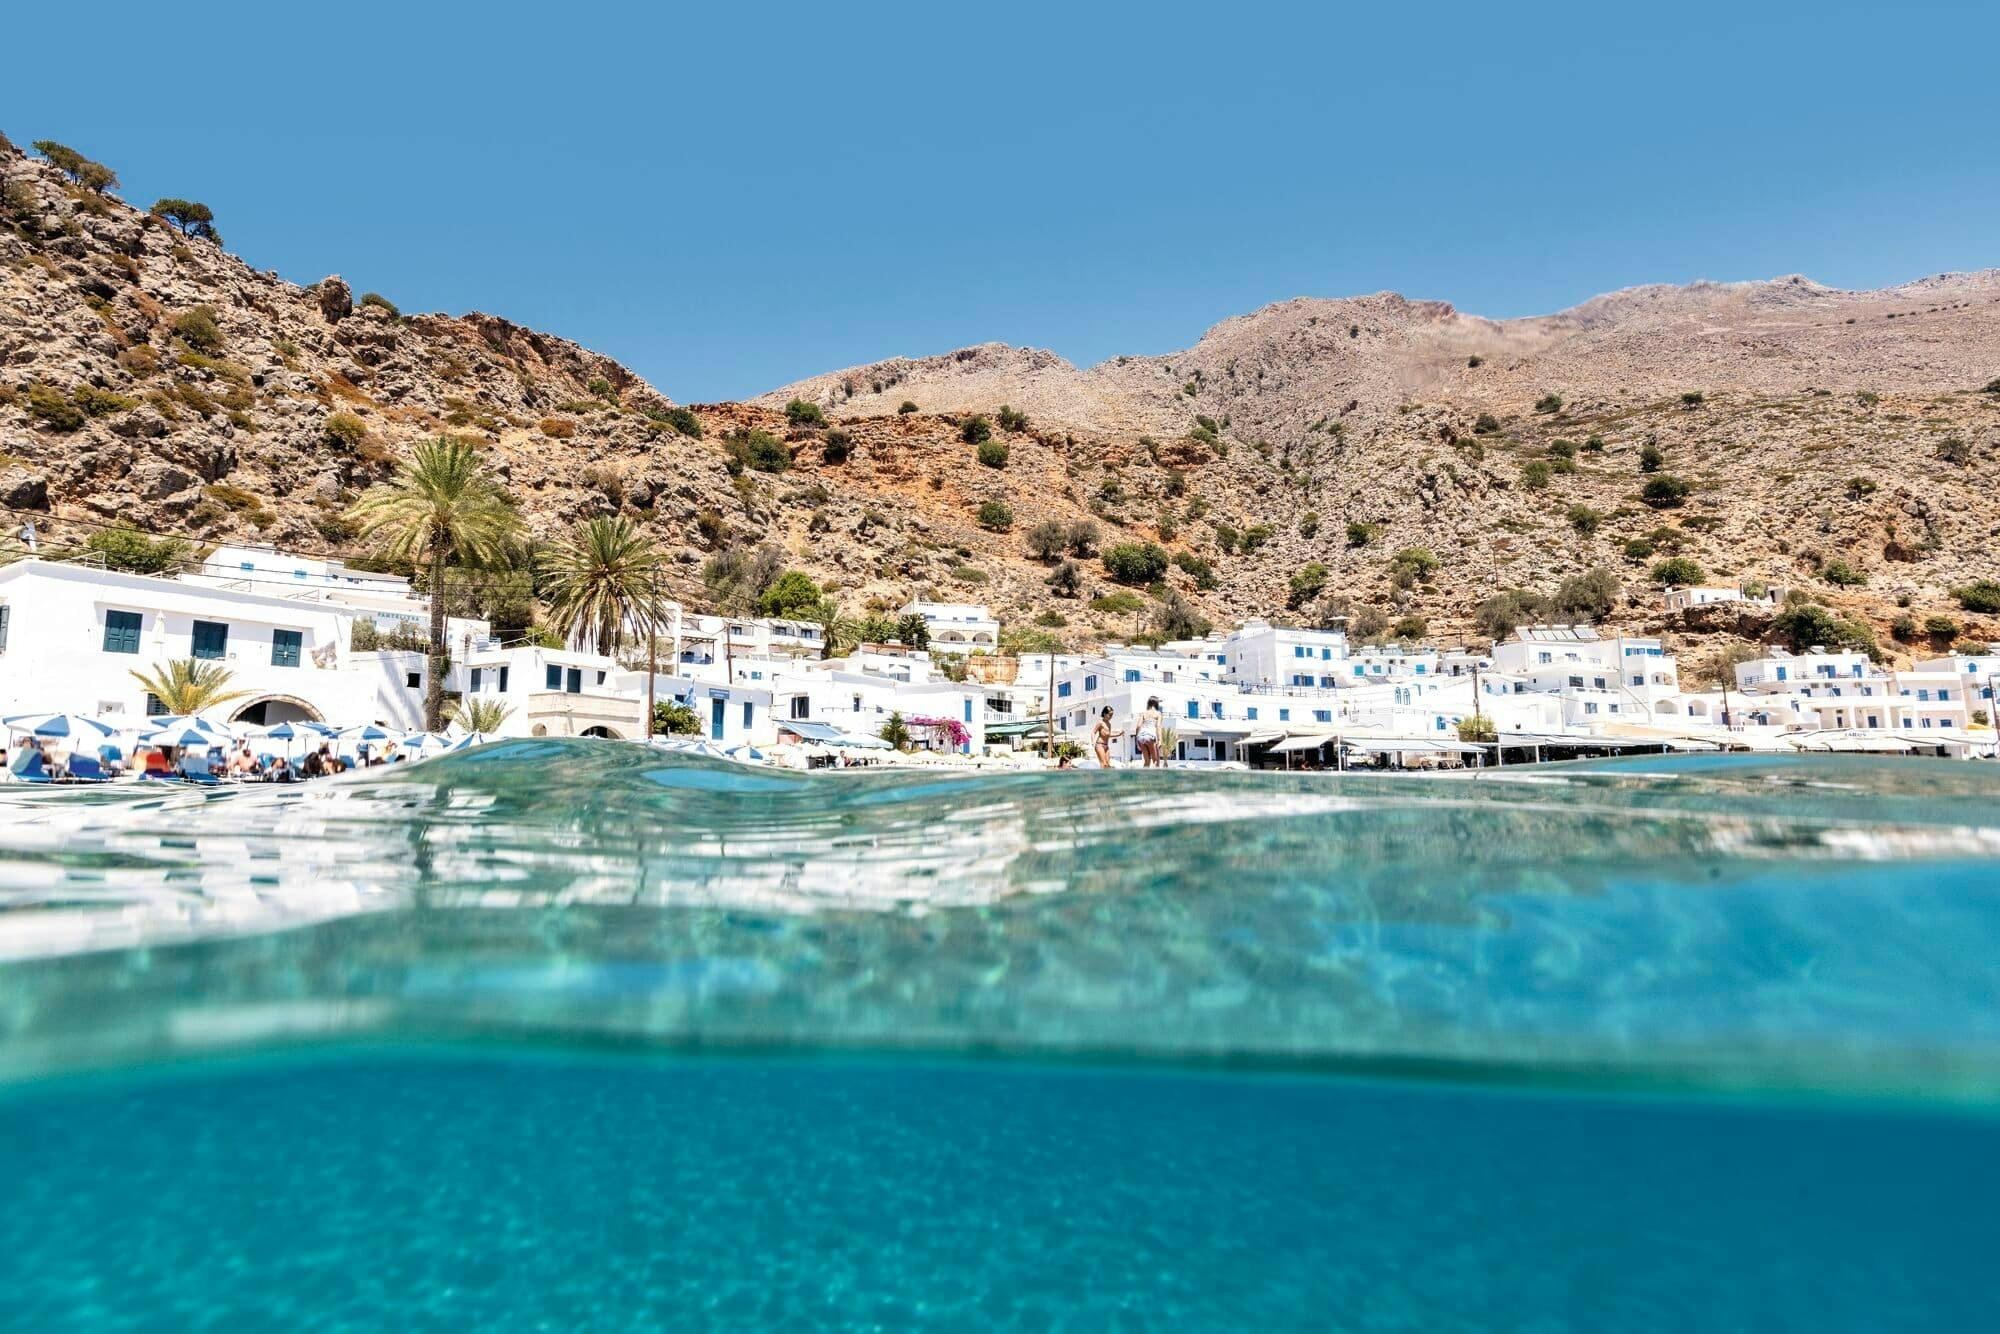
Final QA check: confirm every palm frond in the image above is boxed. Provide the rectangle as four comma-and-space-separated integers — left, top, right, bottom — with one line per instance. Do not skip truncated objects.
540, 516, 661, 656
128, 658, 252, 716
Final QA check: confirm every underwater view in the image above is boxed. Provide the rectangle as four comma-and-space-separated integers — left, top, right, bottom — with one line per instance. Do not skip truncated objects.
3, 741, 1998, 1330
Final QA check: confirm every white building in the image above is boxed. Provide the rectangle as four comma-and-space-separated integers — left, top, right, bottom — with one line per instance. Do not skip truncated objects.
0, 559, 375, 727
899, 600, 1000, 653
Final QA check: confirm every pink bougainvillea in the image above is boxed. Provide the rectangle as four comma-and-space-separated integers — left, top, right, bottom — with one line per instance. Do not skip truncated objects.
909, 715, 970, 748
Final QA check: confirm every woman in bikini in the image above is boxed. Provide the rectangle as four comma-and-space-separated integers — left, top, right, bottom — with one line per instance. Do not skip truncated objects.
1089, 706, 1123, 769
1133, 697, 1165, 768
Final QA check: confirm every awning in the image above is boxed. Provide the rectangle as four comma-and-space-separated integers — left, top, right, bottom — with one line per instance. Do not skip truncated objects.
1497, 731, 1662, 750
982, 719, 1048, 739
1342, 737, 1487, 755
1269, 735, 1338, 753
778, 720, 893, 749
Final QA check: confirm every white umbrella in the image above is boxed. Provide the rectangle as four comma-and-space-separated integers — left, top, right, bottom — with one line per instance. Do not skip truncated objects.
447, 732, 496, 751
143, 724, 224, 749
3, 712, 119, 740
653, 737, 732, 761
339, 724, 400, 742
723, 742, 769, 764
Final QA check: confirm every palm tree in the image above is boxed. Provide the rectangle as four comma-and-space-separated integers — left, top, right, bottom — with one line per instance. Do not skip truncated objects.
449, 696, 513, 733
131, 658, 250, 716
347, 437, 523, 730
540, 516, 660, 656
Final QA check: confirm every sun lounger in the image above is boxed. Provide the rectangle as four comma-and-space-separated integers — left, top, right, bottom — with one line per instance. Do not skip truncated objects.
11, 754, 52, 784
64, 754, 111, 782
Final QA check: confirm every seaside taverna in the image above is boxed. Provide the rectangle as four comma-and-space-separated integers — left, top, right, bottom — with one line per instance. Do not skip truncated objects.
0, 541, 1993, 779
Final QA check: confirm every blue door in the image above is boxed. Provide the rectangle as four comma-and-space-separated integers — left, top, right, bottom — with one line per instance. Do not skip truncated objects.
710, 697, 725, 739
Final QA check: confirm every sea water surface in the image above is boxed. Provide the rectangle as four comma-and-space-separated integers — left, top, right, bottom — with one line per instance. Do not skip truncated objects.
2, 742, 1998, 1329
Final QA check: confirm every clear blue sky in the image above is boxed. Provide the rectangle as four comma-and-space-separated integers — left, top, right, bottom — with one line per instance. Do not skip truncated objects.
8, 1, 1995, 401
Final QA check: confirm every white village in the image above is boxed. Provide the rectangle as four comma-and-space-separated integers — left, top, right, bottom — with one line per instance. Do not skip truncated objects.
0, 537, 1993, 782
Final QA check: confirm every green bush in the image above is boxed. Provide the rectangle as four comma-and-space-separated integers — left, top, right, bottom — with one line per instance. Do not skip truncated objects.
1520, 460, 1552, 490
1534, 393, 1563, 414
997, 404, 1029, 432
1474, 589, 1553, 638
1952, 580, 2000, 614
1091, 590, 1145, 615
1547, 440, 1576, 459
1392, 615, 1428, 641
1772, 603, 1876, 656
1924, 615, 1962, 643
977, 500, 1014, 531
85, 527, 188, 574
1240, 523, 1273, 553
1641, 475, 1691, 508
898, 400, 918, 414
1638, 444, 1664, 473
1026, 520, 1068, 561
1681, 391, 1705, 406
976, 439, 1009, 469
1554, 567, 1620, 620
1298, 511, 1319, 538
172, 306, 225, 354
324, 411, 367, 445
1823, 559, 1866, 587
784, 398, 825, 427
1472, 413, 1501, 435
1582, 435, 1605, 453
960, 415, 993, 445
724, 429, 791, 474
1567, 504, 1603, 535
24, 383, 85, 431
1622, 537, 1655, 560
1175, 551, 1219, 591
1288, 561, 1328, 608
1652, 556, 1705, 586
1066, 519, 1099, 556
1845, 477, 1878, 501
821, 429, 851, 464
1102, 542, 1169, 586
756, 570, 824, 618
71, 384, 136, 417
1388, 547, 1439, 586
1346, 520, 1382, 547
358, 292, 401, 318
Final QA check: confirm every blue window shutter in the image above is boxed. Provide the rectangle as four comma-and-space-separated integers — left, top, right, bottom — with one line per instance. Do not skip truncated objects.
546, 664, 562, 689
191, 619, 228, 660
499, 666, 510, 692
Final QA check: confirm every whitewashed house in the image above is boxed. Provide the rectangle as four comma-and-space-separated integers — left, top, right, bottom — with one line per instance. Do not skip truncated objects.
899, 600, 999, 653
0, 559, 375, 726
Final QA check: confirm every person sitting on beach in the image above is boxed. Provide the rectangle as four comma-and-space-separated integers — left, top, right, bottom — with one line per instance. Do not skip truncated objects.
1133, 697, 1165, 768
300, 748, 325, 779
1090, 706, 1123, 769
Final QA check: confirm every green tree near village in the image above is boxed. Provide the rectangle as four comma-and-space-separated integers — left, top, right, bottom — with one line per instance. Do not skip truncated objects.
347, 437, 524, 730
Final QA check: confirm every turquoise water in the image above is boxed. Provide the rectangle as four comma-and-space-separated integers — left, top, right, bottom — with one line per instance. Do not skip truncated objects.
3, 742, 1999, 1328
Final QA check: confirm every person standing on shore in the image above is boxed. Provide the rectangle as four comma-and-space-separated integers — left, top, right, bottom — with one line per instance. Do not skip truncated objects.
1090, 706, 1123, 769
1134, 697, 1165, 768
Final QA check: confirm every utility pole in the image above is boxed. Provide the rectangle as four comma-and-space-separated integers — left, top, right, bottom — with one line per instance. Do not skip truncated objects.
1045, 650, 1056, 764
645, 564, 659, 741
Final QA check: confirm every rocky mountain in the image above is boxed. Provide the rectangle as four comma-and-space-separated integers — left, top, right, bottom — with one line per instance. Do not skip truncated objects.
4, 128, 1998, 673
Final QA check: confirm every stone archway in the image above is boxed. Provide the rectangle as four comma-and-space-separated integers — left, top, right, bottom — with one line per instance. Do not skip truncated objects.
231, 695, 325, 727
580, 725, 622, 739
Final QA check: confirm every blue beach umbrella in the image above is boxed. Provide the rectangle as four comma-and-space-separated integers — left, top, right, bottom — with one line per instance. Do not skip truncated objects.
3, 712, 119, 740
143, 724, 224, 749
148, 714, 235, 740
339, 724, 398, 743
447, 732, 495, 751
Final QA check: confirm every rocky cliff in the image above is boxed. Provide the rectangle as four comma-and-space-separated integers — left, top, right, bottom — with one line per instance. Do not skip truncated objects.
5, 129, 1998, 667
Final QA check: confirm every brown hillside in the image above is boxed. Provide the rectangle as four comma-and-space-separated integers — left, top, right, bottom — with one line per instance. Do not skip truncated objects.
4, 130, 1999, 667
